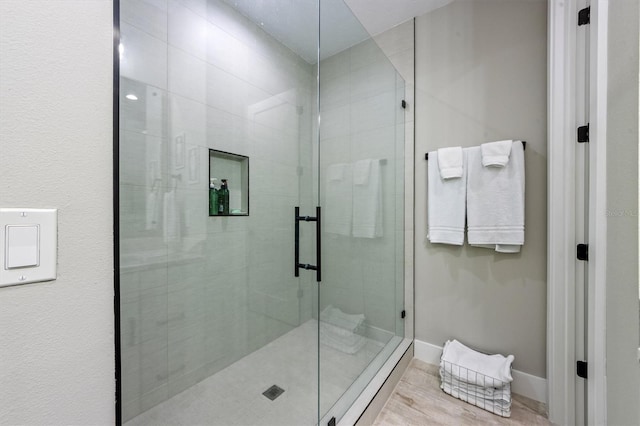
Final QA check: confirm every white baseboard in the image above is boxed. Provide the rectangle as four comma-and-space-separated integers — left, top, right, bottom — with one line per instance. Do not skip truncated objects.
413, 339, 547, 404
414, 339, 444, 364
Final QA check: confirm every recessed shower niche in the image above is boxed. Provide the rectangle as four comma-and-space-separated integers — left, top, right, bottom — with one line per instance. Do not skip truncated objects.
208, 149, 249, 216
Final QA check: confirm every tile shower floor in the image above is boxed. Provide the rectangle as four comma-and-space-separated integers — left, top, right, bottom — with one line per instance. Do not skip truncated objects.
125, 320, 386, 426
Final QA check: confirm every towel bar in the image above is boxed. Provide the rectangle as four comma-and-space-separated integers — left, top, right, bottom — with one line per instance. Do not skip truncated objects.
425, 141, 526, 160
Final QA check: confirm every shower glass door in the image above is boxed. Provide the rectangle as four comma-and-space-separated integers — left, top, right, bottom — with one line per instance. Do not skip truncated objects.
317, 0, 406, 422
118, 0, 405, 424
118, 0, 319, 424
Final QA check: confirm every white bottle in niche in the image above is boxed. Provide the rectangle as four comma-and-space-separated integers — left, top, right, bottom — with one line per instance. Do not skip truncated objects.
209, 178, 219, 216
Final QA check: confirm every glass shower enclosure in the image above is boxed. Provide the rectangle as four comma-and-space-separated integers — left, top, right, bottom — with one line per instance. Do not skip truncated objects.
117, 0, 406, 424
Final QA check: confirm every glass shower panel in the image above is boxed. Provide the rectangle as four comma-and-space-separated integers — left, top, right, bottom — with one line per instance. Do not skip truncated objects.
119, 0, 319, 424
317, 0, 406, 422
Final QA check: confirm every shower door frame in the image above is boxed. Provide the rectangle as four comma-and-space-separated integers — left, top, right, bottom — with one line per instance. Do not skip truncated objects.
113, 0, 122, 424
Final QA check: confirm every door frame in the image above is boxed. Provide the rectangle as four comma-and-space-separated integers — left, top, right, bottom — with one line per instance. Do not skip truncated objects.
586, 1, 608, 424
547, 0, 608, 424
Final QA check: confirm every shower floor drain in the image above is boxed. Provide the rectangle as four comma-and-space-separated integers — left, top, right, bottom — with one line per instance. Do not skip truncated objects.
262, 385, 285, 401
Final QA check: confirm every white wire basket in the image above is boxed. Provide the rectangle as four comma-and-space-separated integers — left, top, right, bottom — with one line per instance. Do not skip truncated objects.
439, 359, 512, 417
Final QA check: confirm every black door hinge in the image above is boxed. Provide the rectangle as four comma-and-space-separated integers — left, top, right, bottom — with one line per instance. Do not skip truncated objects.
328, 417, 336, 426
577, 244, 589, 261
578, 124, 589, 143
401, 310, 406, 319
578, 7, 590, 26
577, 360, 588, 379
401, 100, 407, 109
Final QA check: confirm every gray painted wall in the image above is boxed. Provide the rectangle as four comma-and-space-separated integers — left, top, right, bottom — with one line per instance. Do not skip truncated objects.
606, 1, 640, 424
0, 0, 115, 423
414, 0, 548, 377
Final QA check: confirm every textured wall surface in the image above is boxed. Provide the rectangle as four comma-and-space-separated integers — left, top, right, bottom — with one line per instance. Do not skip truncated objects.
0, 1, 115, 424
414, 0, 548, 378
605, 0, 640, 424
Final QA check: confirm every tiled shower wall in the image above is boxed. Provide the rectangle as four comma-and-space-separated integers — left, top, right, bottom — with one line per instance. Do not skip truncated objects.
118, 0, 316, 420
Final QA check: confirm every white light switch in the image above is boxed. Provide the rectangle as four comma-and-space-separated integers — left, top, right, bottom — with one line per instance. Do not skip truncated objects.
0, 208, 57, 288
6, 225, 40, 269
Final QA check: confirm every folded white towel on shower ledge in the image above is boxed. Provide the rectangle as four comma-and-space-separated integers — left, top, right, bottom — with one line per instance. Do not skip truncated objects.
320, 305, 364, 332
320, 322, 366, 354
481, 140, 513, 167
319, 306, 366, 354
437, 146, 464, 179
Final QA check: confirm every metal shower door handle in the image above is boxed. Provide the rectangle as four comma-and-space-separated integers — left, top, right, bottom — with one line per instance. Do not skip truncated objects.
294, 206, 321, 282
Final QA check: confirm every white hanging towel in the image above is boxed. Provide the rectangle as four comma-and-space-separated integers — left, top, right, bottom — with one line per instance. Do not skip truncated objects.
324, 163, 352, 236
481, 140, 513, 167
427, 150, 467, 245
352, 159, 383, 238
466, 141, 525, 251
437, 146, 464, 179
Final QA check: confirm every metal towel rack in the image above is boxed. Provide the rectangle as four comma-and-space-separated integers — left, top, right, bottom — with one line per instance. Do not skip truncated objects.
425, 141, 526, 160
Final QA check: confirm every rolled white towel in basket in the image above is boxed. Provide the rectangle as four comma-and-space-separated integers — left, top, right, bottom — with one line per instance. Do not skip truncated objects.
439, 340, 514, 417
442, 381, 512, 417
440, 339, 514, 386
440, 372, 512, 402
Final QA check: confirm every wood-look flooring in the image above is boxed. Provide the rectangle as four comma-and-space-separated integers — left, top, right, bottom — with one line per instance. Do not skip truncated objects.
373, 359, 550, 426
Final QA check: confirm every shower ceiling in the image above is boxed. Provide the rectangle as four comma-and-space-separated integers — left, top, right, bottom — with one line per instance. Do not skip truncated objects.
223, 0, 363, 63
223, 0, 453, 63
344, 0, 455, 35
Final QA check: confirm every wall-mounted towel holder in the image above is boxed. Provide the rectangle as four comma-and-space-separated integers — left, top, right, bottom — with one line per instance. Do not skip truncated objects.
425, 141, 526, 160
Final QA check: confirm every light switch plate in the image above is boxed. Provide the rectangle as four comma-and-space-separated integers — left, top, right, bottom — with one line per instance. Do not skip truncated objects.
0, 208, 57, 288
6, 224, 40, 268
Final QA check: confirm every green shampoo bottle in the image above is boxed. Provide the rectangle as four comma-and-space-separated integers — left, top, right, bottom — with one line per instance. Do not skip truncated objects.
219, 179, 230, 215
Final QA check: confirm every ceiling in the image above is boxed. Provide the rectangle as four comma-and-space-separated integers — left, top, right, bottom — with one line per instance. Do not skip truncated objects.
223, 0, 454, 63
343, 0, 454, 37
